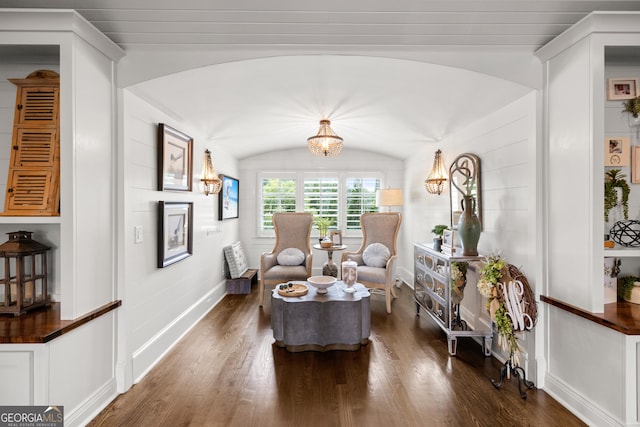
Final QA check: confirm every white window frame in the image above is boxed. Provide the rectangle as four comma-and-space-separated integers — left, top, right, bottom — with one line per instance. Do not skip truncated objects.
257, 171, 384, 237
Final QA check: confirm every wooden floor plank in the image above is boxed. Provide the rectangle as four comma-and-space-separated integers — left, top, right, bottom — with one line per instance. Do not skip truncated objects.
89, 284, 585, 427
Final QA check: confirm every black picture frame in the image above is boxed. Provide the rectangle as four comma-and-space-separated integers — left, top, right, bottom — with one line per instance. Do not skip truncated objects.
158, 123, 193, 191
218, 174, 239, 220
158, 201, 193, 268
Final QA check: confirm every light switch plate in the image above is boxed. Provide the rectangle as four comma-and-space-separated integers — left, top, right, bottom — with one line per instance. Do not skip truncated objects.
134, 225, 143, 243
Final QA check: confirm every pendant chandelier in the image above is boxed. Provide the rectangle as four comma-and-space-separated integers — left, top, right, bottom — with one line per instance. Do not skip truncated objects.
201, 149, 222, 195
424, 149, 447, 195
307, 119, 343, 157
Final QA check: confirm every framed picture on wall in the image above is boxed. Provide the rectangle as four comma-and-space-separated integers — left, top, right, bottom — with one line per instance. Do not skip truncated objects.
158, 123, 193, 191
218, 174, 239, 220
158, 201, 193, 268
607, 78, 639, 100
605, 136, 631, 167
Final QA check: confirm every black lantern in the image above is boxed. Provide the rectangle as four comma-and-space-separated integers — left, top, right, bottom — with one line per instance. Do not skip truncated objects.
0, 231, 51, 316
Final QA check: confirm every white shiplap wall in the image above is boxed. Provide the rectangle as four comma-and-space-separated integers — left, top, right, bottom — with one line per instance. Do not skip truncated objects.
121, 89, 239, 384
404, 91, 538, 372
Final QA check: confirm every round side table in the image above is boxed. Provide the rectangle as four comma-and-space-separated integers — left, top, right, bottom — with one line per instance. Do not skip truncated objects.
312, 244, 347, 277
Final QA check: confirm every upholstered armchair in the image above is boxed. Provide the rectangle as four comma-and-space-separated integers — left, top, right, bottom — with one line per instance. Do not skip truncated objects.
341, 212, 402, 314
259, 212, 314, 306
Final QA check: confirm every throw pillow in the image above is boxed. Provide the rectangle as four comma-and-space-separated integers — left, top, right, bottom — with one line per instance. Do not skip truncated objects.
223, 242, 248, 279
277, 247, 305, 266
362, 243, 391, 268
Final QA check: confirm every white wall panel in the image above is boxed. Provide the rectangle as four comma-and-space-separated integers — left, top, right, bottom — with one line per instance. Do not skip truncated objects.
0, 351, 33, 404
546, 37, 595, 311
545, 306, 625, 425
122, 90, 235, 382
71, 36, 116, 315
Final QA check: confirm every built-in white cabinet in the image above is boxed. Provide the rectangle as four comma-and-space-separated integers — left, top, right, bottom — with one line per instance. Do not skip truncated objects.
537, 12, 640, 427
0, 10, 125, 425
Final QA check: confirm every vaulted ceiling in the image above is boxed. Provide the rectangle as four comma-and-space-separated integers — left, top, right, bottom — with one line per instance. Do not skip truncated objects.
3, 1, 640, 158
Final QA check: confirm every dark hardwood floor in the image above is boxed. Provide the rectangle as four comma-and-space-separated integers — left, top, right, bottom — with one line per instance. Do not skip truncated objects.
89, 284, 585, 427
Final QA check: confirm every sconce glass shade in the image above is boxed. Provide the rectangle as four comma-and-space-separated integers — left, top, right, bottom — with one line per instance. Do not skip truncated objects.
307, 119, 343, 157
424, 149, 447, 195
377, 188, 404, 207
201, 149, 222, 195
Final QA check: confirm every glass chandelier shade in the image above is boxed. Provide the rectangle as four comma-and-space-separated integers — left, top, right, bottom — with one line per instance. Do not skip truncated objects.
201, 149, 222, 195
307, 119, 343, 157
424, 149, 447, 195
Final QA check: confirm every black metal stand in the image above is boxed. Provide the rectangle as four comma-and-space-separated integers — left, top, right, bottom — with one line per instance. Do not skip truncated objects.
451, 303, 468, 330
491, 353, 535, 399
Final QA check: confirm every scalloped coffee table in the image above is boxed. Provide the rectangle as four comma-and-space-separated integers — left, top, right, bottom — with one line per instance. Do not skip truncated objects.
271, 282, 370, 352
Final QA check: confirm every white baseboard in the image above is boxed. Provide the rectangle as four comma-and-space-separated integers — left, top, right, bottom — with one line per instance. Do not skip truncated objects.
544, 372, 626, 427
132, 281, 227, 383
65, 378, 118, 427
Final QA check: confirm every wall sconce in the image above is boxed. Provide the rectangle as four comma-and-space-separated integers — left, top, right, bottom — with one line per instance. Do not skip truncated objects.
201, 149, 222, 195
424, 149, 447, 195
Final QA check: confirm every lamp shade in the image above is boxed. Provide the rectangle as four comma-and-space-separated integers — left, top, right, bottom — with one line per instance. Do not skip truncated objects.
377, 188, 404, 207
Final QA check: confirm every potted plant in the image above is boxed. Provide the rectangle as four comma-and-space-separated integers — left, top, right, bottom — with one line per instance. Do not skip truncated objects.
431, 224, 448, 252
604, 169, 630, 223
623, 96, 640, 118
314, 217, 333, 242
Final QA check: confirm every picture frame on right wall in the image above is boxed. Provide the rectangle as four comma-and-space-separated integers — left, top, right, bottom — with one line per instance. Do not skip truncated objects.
605, 136, 631, 167
608, 78, 639, 100
218, 174, 239, 220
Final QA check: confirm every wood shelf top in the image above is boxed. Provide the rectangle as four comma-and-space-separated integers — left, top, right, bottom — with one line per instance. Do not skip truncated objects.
541, 295, 640, 335
0, 300, 121, 344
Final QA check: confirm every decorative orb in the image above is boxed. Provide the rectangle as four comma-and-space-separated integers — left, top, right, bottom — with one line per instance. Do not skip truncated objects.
307, 276, 337, 294
610, 220, 640, 247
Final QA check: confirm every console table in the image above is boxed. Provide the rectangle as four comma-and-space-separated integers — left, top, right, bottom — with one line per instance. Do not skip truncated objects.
413, 242, 492, 356
271, 282, 370, 352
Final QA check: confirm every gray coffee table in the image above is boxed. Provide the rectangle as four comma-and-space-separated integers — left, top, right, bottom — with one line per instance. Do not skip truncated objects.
271, 282, 370, 352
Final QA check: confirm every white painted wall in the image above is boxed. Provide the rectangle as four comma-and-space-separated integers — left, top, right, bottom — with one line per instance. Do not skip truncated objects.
238, 148, 404, 281
403, 91, 539, 374
120, 89, 239, 386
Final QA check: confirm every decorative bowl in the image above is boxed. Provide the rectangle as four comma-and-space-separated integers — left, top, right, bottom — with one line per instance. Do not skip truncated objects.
320, 240, 333, 248
307, 275, 337, 294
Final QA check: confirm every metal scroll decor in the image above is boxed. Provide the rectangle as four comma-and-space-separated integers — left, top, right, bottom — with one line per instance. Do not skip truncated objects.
610, 220, 640, 247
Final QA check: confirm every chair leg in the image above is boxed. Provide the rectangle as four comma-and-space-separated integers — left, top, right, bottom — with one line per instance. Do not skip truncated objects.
258, 280, 265, 306
385, 287, 392, 314
390, 285, 397, 298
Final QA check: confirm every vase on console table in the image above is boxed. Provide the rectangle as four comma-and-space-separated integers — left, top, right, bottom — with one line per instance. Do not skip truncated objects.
458, 194, 481, 256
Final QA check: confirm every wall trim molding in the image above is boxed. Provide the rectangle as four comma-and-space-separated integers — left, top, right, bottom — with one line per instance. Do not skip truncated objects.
544, 372, 621, 427
68, 378, 118, 427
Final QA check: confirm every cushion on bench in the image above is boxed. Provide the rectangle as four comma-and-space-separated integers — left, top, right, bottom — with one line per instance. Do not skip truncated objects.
223, 242, 248, 279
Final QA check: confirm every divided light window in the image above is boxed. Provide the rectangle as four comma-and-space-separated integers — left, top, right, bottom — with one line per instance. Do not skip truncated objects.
304, 177, 339, 233
346, 177, 380, 231
261, 177, 296, 230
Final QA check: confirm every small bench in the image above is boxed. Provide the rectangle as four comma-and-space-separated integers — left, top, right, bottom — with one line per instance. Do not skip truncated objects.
223, 242, 257, 294
226, 268, 258, 294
